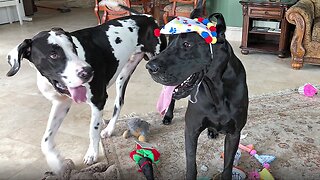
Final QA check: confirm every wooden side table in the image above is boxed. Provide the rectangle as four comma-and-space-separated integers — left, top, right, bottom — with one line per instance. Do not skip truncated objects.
239, 0, 297, 58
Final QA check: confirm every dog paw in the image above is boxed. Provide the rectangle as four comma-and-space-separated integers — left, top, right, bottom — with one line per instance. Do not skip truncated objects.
162, 116, 172, 125
46, 152, 64, 174
100, 125, 114, 138
83, 148, 98, 165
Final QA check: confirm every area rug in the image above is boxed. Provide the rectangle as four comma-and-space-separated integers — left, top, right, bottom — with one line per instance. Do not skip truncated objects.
101, 87, 320, 180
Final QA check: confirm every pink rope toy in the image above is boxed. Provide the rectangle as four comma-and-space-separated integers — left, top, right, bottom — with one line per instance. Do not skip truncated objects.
298, 83, 318, 97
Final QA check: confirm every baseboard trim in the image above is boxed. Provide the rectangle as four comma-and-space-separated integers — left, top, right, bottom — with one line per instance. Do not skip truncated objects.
225, 26, 242, 42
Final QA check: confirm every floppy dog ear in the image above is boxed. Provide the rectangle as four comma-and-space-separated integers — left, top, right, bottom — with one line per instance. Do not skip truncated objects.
51, 27, 67, 35
209, 13, 226, 42
6, 39, 32, 77
190, 0, 204, 19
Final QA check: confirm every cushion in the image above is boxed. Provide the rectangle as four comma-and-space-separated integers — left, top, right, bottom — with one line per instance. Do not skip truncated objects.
312, 17, 320, 42
164, 3, 194, 13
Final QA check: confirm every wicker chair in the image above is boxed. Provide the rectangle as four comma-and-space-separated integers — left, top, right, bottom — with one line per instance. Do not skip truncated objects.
286, 0, 320, 69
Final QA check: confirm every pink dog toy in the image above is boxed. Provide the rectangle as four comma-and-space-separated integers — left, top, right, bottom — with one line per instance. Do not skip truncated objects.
298, 83, 318, 97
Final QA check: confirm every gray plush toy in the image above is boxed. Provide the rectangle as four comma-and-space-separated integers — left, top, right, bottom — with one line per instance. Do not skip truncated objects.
123, 118, 150, 142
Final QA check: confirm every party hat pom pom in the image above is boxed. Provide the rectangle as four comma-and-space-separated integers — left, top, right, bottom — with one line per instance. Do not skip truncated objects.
211, 31, 217, 37
197, 17, 204, 22
211, 37, 217, 44
202, 19, 209, 25
207, 22, 214, 28
201, 31, 209, 38
154, 29, 160, 37
205, 36, 212, 44
209, 26, 217, 32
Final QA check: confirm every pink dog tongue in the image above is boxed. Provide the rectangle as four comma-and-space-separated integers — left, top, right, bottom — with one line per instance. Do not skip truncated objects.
157, 86, 176, 116
68, 86, 87, 103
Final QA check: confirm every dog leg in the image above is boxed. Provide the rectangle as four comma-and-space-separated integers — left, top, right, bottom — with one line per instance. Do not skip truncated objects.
37, 72, 72, 173
162, 99, 175, 125
101, 53, 144, 138
185, 116, 204, 180
41, 99, 72, 173
221, 132, 241, 179
83, 104, 102, 165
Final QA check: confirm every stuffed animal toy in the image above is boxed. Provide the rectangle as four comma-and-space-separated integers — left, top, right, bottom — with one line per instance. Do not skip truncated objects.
130, 141, 160, 180
123, 118, 150, 142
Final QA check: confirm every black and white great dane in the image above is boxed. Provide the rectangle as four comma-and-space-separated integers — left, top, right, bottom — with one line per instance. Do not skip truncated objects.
146, 2, 249, 179
5, 4, 166, 173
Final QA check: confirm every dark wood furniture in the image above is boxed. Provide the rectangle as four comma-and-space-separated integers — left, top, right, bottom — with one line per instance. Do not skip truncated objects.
239, 0, 297, 57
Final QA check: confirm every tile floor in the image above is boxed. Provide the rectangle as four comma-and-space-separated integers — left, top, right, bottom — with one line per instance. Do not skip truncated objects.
0, 6, 319, 180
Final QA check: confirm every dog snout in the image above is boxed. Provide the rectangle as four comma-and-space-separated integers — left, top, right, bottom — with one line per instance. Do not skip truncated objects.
146, 61, 160, 74
77, 66, 93, 81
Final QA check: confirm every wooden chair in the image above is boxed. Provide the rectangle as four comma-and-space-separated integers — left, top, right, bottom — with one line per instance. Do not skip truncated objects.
162, 0, 206, 24
94, 0, 131, 24
131, 0, 152, 14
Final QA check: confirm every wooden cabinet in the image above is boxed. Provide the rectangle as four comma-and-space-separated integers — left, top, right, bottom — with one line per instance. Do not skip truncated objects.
239, 0, 297, 58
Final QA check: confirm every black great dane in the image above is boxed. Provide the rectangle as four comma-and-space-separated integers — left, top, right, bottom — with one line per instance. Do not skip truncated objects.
146, 2, 249, 180
5, 3, 166, 174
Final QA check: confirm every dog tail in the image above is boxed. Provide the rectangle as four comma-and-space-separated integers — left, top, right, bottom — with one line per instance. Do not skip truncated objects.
99, 0, 141, 15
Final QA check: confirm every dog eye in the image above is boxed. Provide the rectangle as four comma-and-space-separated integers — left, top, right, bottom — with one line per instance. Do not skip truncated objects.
50, 52, 59, 59
183, 42, 191, 48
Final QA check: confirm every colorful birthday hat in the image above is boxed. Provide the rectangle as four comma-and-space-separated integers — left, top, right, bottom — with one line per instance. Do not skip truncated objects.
160, 16, 218, 44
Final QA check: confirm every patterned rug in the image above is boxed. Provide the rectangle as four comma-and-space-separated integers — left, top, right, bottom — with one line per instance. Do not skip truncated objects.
101, 87, 320, 180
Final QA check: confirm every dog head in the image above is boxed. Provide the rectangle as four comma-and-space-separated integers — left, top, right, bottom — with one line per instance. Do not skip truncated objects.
146, 11, 227, 99
6, 27, 93, 100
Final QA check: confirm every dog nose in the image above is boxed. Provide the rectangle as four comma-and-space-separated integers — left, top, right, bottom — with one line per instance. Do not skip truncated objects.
77, 66, 93, 81
146, 62, 159, 73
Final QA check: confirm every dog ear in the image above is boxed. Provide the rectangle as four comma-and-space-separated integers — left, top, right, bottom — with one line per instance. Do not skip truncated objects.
6, 39, 32, 77
51, 27, 66, 35
209, 13, 226, 42
190, 0, 204, 19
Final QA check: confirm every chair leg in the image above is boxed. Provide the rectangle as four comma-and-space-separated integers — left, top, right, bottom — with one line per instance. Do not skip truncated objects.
102, 10, 107, 24
163, 12, 168, 24
15, 1, 23, 25
291, 56, 304, 70
94, 5, 101, 24
6, 7, 13, 24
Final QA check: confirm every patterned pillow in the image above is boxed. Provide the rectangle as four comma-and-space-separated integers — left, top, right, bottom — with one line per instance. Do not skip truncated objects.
312, 17, 320, 42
